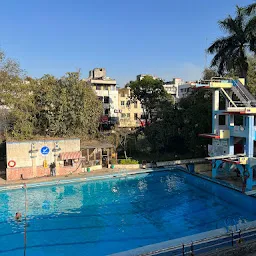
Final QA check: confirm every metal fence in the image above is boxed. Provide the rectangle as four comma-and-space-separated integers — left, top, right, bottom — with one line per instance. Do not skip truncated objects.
141, 227, 256, 255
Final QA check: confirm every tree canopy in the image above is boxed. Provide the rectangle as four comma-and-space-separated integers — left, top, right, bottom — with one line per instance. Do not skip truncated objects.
247, 56, 256, 95
33, 72, 103, 138
0, 49, 103, 140
208, 6, 256, 80
127, 76, 171, 126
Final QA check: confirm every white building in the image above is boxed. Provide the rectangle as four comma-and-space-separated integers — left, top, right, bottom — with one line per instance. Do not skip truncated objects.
86, 68, 119, 125
136, 74, 158, 81
178, 83, 193, 99
163, 78, 192, 102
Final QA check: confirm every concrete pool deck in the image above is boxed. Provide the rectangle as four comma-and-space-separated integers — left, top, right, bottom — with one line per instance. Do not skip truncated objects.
0, 167, 141, 187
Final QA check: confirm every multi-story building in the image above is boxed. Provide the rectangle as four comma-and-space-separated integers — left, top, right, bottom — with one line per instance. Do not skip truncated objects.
86, 68, 119, 126
117, 87, 144, 128
136, 74, 158, 81
178, 83, 193, 99
163, 78, 192, 102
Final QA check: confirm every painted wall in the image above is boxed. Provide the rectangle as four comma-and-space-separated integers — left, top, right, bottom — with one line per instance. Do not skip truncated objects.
6, 138, 81, 180
118, 87, 143, 128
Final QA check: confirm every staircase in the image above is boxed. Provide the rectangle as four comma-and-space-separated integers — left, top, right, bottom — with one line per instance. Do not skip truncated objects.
231, 80, 256, 107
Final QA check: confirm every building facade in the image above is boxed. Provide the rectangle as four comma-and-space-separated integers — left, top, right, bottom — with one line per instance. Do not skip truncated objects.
136, 74, 158, 81
163, 78, 192, 102
117, 87, 144, 128
6, 138, 82, 181
87, 68, 119, 125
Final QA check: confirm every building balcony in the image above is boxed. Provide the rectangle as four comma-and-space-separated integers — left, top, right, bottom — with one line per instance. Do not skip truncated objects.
91, 79, 116, 85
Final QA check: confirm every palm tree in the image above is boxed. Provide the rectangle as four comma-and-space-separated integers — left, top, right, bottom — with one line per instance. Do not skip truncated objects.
244, 2, 256, 54
208, 6, 255, 81
245, 2, 256, 15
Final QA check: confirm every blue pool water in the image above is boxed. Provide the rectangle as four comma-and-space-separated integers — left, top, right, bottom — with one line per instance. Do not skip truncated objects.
1, 170, 256, 255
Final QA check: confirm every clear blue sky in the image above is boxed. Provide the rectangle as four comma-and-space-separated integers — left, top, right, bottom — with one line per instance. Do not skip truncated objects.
0, 0, 253, 86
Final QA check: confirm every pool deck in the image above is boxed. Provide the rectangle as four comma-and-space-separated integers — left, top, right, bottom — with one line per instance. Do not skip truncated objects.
0, 163, 247, 192
0, 167, 141, 187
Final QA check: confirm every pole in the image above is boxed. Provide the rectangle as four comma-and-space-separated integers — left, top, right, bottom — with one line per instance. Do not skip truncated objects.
24, 184, 28, 256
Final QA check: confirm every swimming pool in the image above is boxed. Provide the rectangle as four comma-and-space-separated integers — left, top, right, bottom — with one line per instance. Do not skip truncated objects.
1, 169, 256, 255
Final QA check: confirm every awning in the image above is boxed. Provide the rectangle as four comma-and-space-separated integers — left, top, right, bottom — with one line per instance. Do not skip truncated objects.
60, 151, 81, 160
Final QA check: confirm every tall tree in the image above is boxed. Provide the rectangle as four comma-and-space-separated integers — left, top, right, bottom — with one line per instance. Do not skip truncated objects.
247, 56, 256, 95
244, 2, 256, 15
127, 76, 170, 126
202, 68, 218, 80
34, 72, 103, 138
208, 6, 256, 80
0, 50, 35, 139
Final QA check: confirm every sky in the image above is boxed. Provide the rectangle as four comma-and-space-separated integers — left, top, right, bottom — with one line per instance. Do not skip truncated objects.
0, 0, 253, 86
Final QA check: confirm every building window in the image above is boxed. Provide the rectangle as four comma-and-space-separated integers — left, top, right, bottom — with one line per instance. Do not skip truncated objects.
96, 85, 101, 90
134, 113, 138, 120
105, 109, 110, 115
121, 101, 125, 106
121, 113, 126, 118
134, 101, 138, 108
121, 92, 125, 97
219, 115, 226, 126
104, 85, 108, 90
64, 159, 73, 166
104, 96, 110, 103
127, 113, 130, 118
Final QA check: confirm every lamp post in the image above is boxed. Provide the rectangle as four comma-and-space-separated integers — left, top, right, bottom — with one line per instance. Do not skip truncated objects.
52, 142, 61, 176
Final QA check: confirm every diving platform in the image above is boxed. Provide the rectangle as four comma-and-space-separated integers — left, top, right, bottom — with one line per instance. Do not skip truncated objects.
226, 107, 256, 114
193, 78, 233, 89
206, 154, 248, 165
206, 154, 245, 161
199, 133, 220, 139
195, 76, 256, 190
199, 130, 230, 139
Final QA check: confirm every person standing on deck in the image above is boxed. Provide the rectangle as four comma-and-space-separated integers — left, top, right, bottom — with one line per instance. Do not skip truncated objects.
242, 168, 250, 193
50, 162, 56, 176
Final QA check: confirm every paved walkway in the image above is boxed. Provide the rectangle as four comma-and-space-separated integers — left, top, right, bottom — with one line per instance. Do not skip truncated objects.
0, 167, 141, 187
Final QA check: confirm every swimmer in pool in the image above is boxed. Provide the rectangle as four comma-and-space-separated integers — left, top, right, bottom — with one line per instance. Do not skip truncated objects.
15, 212, 22, 221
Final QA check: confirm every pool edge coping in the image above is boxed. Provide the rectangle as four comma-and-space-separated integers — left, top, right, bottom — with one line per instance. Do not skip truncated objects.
0, 167, 173, 192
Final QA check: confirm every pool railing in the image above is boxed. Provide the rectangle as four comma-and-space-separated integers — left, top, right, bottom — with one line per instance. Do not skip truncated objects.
138, 227, 256, 256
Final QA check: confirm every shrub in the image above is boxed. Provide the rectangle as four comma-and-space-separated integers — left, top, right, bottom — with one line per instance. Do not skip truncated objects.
119, 159, 139, 165
110, 158, 117, 164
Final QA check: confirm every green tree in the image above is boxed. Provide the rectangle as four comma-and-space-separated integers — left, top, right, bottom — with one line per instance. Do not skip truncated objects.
127, 76, 170, 126
244, 2, 256, 15
34, 72, 103, 138
0, 50, 35, 139
202, 68, 218, 80
208, 6, 256, 80
178, 90, 212, 157
247, 56, 256, 95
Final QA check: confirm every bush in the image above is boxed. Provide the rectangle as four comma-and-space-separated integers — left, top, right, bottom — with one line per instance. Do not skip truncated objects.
119, 159, 139, 165
110, 158, 117, 164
